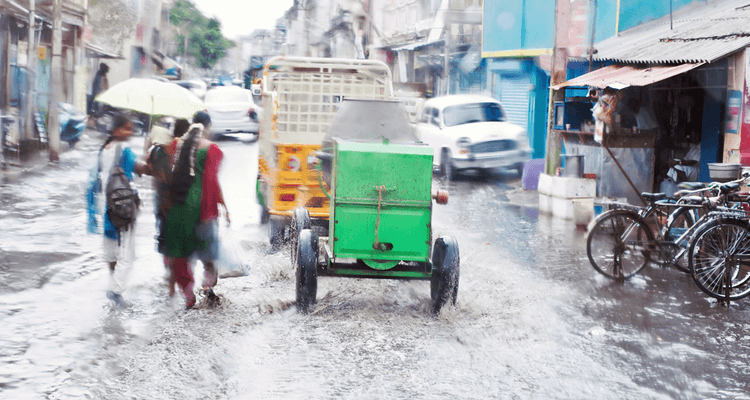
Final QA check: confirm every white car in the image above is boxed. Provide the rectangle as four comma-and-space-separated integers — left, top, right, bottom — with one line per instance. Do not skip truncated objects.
173, 79, 207, 100
416, 94, 532, 178
204, 86, 262, 140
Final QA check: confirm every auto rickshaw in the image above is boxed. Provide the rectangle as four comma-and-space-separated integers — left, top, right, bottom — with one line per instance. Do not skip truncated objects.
256, 56, 394, 245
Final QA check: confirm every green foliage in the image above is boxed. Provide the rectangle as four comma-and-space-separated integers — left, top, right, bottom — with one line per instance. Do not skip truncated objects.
170, 0, 235, 69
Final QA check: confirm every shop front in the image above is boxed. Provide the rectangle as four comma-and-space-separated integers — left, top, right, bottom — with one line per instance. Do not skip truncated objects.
549, 61, 731, 205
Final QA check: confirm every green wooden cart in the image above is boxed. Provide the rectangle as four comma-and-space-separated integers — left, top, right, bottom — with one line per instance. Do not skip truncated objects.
291, 99, 458, 314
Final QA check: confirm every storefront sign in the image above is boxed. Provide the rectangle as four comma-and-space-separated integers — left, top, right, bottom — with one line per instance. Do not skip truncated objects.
726, 90, 742, 134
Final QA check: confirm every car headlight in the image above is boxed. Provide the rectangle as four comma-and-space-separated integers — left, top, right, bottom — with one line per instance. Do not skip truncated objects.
456, 137, 471, 154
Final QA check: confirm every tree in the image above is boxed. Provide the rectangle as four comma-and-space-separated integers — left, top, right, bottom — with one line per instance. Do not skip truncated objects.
170, 0, 235, 69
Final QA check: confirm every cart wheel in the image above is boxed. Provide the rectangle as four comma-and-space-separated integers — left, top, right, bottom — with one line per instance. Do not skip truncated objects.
296, 229, 318, 313
430, 236, 460, 314
269, 216, 287, 248
291, 207, 311, 268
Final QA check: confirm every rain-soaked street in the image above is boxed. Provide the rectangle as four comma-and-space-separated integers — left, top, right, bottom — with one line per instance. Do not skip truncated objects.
2, 130, 750, 400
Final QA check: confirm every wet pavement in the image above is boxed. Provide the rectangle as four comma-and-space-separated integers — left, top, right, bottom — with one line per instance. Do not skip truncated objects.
1, 129, 750, 399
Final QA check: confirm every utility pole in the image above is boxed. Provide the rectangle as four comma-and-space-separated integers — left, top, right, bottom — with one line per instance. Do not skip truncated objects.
544, 0, 569, 175
25, 0, 35, 143
48, 0, 62, 162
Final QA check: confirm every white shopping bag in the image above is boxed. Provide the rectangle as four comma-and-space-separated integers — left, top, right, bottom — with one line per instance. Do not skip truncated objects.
216, 225, 250, 278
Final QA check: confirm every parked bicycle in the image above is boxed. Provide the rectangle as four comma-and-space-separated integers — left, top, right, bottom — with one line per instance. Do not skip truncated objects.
688, 191, 750, 302
586, 174, 750, 283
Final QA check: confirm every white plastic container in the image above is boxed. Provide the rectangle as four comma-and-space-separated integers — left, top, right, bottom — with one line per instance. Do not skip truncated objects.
708, 163, 741, 182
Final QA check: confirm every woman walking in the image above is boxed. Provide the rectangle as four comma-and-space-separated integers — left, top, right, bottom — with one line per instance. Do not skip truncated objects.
86, 114, 149, 307
164, 111, 229, 308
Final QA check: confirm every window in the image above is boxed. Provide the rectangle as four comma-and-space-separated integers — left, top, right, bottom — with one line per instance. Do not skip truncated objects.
420, 107, 432, 123
443, 102, 505, 127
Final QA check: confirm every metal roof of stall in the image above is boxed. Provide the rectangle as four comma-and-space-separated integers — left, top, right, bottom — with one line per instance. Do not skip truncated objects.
85, 43, 124, 59
593, 0, 750, 63
550, 63, 704, 90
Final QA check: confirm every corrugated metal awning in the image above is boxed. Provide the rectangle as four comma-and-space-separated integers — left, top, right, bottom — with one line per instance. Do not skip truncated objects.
550, 63, 704, 90
593, 0, 750, 63
85, 43, 124, 60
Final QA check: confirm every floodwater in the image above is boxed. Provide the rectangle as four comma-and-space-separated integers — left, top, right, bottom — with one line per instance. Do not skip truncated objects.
1, 131, 750, 399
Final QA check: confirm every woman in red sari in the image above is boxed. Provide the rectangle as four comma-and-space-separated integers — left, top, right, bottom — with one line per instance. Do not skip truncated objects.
164, 111, 230, 308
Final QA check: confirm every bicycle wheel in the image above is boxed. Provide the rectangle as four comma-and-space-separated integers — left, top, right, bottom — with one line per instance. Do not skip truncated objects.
663, 206, 698, 273
587, 210, 654, 280
688, 218, 750, 301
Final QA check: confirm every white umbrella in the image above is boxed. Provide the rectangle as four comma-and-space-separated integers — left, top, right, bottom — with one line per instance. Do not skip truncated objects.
95, 78, 205, 119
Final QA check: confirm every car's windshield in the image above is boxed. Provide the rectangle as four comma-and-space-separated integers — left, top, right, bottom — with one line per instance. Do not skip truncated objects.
205, 91, 248, 103
443, 103, 505, 127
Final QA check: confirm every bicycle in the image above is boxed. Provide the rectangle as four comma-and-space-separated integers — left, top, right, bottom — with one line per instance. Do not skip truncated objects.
687, 192, 750, 302
587, 174, 750, 281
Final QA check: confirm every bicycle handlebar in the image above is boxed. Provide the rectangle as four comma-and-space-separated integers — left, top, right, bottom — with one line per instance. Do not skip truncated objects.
674, 172, 750, 198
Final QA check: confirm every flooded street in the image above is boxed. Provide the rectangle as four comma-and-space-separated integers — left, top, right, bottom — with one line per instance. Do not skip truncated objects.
1, 130, 750, 400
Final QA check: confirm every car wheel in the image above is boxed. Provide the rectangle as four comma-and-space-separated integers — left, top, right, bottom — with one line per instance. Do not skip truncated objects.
440, 150, 455, 180
513, 162, 524, 177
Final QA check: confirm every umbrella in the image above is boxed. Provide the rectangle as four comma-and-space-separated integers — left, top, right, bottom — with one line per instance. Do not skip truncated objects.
95, 78, 205, 119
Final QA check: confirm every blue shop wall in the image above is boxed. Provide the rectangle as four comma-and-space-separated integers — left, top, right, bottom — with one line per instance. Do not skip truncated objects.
488, 58, 549, 159
483, 0, 705, 54
618, 0, 698, 33
483, 0, 555, 53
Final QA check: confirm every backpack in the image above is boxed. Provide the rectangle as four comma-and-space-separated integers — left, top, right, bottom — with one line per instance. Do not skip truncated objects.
101, 145, 140, 230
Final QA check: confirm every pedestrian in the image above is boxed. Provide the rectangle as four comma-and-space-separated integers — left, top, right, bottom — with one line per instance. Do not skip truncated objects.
164, 111, 230, 308
145, 118, 189, 297
89, 63, 109, 116
86, 114, 149, 308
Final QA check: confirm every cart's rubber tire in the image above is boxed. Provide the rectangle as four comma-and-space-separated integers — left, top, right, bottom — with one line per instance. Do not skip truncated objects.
291, 207, 311, 268
269, 216, 288, 248
296, 229, 318, 313
431, 236, 460, 314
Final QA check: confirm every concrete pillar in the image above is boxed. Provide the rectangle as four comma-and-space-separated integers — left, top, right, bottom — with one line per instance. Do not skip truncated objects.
48, 0, 62, 162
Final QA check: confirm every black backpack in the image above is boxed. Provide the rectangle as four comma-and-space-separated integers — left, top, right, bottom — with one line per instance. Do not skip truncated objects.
99, 144, 140, 230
